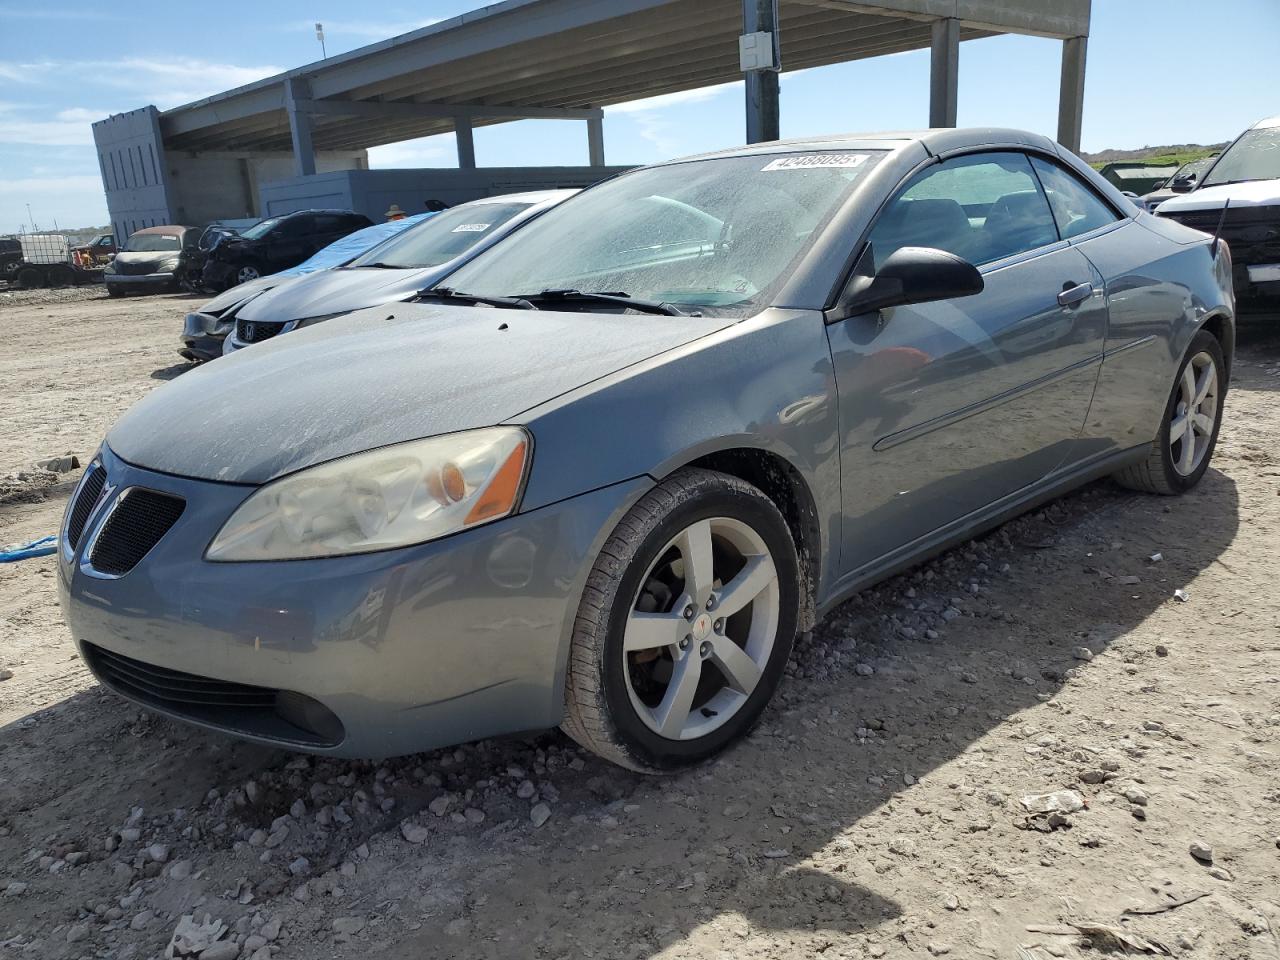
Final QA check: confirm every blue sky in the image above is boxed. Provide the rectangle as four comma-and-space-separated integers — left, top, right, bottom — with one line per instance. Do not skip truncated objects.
1, 0, 1276, 233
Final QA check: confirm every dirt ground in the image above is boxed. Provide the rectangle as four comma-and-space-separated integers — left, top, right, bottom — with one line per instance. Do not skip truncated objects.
1, 289, 1278, 960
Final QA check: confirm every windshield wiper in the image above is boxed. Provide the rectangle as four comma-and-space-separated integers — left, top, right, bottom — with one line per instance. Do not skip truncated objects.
415, 287, 537, 310
356, 262, 407, 269
515, 288, 688, 316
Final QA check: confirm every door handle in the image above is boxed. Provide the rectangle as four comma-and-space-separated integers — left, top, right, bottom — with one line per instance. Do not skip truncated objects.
1057, 281, 1094, 307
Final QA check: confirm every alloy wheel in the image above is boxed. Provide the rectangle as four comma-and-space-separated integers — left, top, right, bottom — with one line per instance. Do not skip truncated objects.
622, 516, 780, 741
1169, 351, 1218, 476
237, 265, 261, 283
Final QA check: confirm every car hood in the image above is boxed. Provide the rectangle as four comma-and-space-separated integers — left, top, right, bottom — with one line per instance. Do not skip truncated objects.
112, 251, 177, 268
107, 303, 734, 484
235, 266, 438, 323
198, 274, 289, 314
1156, 179, 1280, 213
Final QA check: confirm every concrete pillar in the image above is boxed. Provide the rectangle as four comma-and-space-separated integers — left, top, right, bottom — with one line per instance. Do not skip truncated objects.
743, 0, 780, 144
284, 77, 317, 178
1057, 36, 1087, 152
455, 117, 476, 169
929, 18, 959, 128
587, 115, 605, 166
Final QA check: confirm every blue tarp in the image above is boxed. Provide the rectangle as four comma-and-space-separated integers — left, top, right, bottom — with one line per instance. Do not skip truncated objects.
0, 535, 56, 563
277, 214, 435, 277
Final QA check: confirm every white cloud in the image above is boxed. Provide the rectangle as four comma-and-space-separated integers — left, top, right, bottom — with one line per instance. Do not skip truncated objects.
368, 135, 455, 168
607, 82, 739, 115
0, 57, 284, 110
302, 18, 442, 40
0, 103, 98, 146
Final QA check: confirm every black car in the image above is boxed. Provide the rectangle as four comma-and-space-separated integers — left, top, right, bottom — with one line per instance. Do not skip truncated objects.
201, 209, 373, 291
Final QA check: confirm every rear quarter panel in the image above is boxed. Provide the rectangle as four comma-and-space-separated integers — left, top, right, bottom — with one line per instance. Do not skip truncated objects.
1073, 215, 1233, 452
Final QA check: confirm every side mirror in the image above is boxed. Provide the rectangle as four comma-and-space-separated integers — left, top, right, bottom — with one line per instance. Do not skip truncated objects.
1169, 175, 1196, 193
837, 246, 983, 318
107, 253, 116, 261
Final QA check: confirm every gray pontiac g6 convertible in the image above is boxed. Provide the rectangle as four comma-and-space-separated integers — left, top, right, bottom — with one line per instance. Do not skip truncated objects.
60, 128, 1234, 772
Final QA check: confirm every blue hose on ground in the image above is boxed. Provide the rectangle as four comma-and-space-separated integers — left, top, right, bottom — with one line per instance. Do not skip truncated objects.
0, 535, 57, 562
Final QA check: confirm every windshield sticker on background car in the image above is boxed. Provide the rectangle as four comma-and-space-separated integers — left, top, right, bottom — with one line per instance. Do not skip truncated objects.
762, 153, 871, 171
451, 223, 493, 233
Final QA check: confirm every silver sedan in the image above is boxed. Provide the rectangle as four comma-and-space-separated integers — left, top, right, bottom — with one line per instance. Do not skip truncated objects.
60, 127, 1234, 772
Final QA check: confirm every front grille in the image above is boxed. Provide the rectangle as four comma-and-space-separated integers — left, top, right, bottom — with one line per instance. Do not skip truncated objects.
235, 317, 280, 344
82, 643, 344, 746
88, 489, 185, 575
87, 643, 277, 709
113, 260, 161, 276
66, 464, 106, 550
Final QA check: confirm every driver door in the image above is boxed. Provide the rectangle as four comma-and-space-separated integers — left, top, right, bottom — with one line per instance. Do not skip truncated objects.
828, 151, 1108, 577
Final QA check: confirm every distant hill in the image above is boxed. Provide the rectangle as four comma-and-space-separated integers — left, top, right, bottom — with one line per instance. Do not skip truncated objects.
1080, 143, 1227, 171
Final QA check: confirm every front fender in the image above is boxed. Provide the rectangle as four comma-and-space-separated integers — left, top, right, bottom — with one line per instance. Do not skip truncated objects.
514, 308, 842, 599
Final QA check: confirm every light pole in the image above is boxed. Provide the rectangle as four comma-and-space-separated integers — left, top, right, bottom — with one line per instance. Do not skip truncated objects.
315, 23, 327, 59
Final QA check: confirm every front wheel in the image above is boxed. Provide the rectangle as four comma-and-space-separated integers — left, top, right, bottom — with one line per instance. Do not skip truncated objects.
562, 468, 799, 772
235, 263, 262, 285
1114, 329, 1226, 494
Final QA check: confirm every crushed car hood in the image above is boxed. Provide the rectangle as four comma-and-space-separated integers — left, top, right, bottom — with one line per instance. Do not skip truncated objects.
111, 252, 173, 271
107, 303, 733, 484
198, 274, 290, 314
235, 266, 439, 324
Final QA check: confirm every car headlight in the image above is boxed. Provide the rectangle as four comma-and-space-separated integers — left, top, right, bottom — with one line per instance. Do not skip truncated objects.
206, 428, 530, 561
159, 258, 181, 271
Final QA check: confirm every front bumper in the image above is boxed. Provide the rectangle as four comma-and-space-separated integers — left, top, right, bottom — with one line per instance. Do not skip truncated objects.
59, 445, 648, 758
179, 312, 233, 362
105, 271, 178, 289
202, 260, 239, 290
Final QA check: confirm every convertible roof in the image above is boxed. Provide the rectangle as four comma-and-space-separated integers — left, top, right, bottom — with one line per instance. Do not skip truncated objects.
666, 126, 1061, 163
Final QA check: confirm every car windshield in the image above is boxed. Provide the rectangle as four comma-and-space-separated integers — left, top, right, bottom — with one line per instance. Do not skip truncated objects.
347, 202, 533, 269
239, 217, 281, 240
1202, 125, 1280, 186
444, 151, 886, 313
124, 233, 181, 252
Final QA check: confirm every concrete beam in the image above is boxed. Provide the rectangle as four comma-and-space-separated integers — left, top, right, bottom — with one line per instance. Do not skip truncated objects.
743, 0, 781, 144
293, 98, 603, 122
285, 78, 317, 177
587, 115, 605, 165
455, 117, 476, 168
929, 17, 959, 127
1057, 35, 1087, 152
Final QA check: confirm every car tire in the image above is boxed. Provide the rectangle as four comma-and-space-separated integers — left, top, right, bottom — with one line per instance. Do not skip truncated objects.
15, 266, 42, 289
562, 467, 799, 773
1114, 328, 1226, 495
235, 263, 263, 285
105, 283, 125, 298
46, 264, 75, 288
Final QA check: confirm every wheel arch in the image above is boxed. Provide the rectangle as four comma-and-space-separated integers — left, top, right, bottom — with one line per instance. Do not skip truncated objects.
663, 445, 822, 632
1197, 310, 1234, 383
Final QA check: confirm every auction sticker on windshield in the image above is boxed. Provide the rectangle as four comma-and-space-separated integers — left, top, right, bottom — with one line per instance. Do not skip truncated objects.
452, 223, 493, 233
762, 153, 871, 171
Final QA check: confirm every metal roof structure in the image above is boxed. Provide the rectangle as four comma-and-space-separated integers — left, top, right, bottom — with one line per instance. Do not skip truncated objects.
157, 0, 1092, 156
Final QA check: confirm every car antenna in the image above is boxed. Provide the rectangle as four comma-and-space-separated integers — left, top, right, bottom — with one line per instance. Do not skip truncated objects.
1209, 199, 1231, 259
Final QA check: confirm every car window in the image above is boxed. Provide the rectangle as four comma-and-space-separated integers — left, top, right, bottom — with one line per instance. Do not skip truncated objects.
124, 233, 181, 252
445, 150, 887, 313
239, 217, 280, 240
1202, 124, 1280, 186
314, 215, 348, 233
867, 151, 1059, 268
348, 202, 533, 269
1029, 157, 1120, 239
276, 216, 315, 238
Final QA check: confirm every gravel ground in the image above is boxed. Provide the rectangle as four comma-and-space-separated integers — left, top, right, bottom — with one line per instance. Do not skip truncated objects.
1, 293, 1279, 960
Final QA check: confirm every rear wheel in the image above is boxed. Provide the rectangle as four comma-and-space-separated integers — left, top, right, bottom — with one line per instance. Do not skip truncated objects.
46, 264, 75, 288
15, 266, 41, 289
1114, 329, 1226, 494
562, 468, 799, 772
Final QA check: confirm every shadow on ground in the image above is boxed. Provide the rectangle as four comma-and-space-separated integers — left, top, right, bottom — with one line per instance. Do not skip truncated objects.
0, 455, 1241, 957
